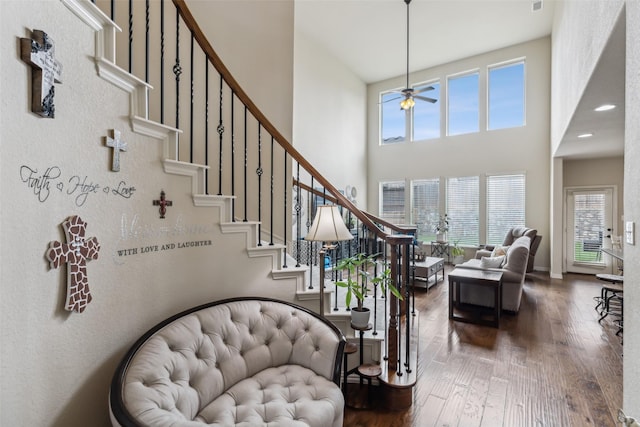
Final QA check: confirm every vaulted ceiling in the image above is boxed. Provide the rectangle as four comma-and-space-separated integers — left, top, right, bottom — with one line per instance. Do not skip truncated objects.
295, 0, 625, 159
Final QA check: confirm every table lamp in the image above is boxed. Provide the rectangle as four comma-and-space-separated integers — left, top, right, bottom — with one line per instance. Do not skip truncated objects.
305, 205, 354, 316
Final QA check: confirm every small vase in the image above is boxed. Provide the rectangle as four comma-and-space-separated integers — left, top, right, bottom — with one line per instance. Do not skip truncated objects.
350, 307, 371, 329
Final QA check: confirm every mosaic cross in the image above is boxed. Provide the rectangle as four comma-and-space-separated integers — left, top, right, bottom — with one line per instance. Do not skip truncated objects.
105, 129, 127, 172
153, 190, 173, 219
20, 29, 63, 118
46, 216, 101, 313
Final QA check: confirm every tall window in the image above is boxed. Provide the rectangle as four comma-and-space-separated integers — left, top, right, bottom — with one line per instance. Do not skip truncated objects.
446, 176, 479, 245
411, 179, 440, 241
447, 71, 479, 136
413, 82, 440, 141
381, 91, 406, 144
380, 181, 405, 224
488, 61, 525, 130
486, 174, 526, 245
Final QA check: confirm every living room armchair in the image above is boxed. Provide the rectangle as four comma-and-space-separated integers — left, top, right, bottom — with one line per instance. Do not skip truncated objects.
476, 227, 541, 272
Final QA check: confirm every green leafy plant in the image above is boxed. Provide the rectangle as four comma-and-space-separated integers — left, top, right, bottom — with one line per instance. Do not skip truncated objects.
336, 253, 403, 309
451, 241, 465, 257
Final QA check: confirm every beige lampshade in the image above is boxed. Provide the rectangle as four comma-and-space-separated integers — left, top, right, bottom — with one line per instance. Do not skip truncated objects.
305, 205, 354, 242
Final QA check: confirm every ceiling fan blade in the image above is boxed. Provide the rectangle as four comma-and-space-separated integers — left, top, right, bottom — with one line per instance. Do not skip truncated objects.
414, 95, 438, 104
413, 86, 435, 94
381, 95, 403, 103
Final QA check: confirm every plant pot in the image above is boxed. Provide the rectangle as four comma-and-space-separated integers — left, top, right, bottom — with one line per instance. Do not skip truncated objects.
452, 255, 464, 265
436, 232, 446, 242
350, 307, 371, 329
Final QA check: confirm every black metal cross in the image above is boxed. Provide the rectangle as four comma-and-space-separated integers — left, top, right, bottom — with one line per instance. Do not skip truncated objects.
20, 29, 63, 118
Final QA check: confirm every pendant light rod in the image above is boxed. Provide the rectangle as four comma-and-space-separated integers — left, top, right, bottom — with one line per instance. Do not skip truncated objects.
405, 0, 411, 90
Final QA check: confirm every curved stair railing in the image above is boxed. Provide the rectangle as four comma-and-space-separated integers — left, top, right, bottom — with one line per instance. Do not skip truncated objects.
81, 0, 418, 402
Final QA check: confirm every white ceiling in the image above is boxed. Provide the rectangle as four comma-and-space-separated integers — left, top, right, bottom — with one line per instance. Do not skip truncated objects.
295, 0, 625, 159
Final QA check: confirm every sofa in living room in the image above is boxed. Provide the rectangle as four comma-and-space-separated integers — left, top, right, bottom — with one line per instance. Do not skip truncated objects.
109, 297, 346, 427
454, 234, 532, 313
475, 227, 541, 273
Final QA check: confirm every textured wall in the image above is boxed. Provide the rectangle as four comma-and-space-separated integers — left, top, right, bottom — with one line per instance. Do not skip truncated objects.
0, 1, 295, 425
624, 0, 640, 415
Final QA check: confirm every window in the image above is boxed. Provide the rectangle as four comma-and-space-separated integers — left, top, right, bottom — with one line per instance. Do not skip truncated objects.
446, 176, 479, 245
413, 82, 440, 141
488, 61, 525, 130
381, 91, 406, 144
486, 174, 526, 245
411, 179, 440, 241
380, 181, 405, 224
447, 72, 479, 136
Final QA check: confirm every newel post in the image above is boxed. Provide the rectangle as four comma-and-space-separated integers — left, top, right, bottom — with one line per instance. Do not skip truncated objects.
386, 234, 413, 372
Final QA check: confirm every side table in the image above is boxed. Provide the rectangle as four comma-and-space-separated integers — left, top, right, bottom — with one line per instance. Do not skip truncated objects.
431, 240, 450, 261
344, 322, 380, 409
448, 268, 503, 328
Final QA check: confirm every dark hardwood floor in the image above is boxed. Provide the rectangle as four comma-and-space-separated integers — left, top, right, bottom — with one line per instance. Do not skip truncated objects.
344, 268, 623, 427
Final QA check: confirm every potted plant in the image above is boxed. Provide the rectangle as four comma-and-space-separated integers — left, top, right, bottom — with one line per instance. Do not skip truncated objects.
335, 253, 370, 327
336, 253, 403, 328
451, 241, 465, 264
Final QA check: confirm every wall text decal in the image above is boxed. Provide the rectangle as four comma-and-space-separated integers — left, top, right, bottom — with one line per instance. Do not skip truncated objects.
113, 213, 217, 265
20, 29, 62, 118
46, 216, 101, 313
19, 164, 136, 206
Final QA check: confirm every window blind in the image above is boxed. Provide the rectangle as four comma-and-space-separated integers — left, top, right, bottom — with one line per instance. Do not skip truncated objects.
381, 181, 405, 225
411, 179, 440, 241
486, 174, 526, 245
446, 176, 479, 245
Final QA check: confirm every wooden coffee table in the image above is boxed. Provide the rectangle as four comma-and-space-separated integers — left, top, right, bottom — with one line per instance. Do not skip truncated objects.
448, 268, 503, 328
412, 257, 444, 290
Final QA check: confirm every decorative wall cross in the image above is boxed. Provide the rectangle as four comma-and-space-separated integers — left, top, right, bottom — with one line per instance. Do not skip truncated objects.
105, 129, 127, 172
20, 29, 63, 118
153, 190, 173, 219
46, 216, 101, 313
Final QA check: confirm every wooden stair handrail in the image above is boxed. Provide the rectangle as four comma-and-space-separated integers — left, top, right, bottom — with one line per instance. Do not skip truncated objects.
173, 0, 386, 240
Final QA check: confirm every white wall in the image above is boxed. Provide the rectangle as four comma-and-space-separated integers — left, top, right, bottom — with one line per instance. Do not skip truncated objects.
367, 37, 551, 270
624, 0, 640, 415
185, 0, 294, 142
292, 30, 368, 208
0, 1, 295, 425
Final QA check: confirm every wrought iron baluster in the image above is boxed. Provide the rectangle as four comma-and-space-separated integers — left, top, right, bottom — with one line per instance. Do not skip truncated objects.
256, 125, 263, 245
128, 0, 133, 74
203, 61, 209, 193
295, 162, 301, 267
269, 136, 274, 246
160, 0, 164, 124
308, 176, 314, 289
110, 0, 114, 20
174, 11, 182, 155
145, 0, 149, 83
282, 150, 288, 268
189, 33, 194, 163
231, 93, 235, 221
243, 106, 248, 222
217, 75, 224, 195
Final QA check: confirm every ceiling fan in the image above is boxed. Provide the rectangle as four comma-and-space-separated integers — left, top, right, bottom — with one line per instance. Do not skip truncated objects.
384, 0, 437, 110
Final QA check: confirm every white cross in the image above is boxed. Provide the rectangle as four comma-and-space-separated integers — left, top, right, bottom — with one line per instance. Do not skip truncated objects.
106, 129, 127, 172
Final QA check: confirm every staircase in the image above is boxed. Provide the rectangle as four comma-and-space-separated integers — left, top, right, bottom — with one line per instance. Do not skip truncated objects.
63, 0, 418, 409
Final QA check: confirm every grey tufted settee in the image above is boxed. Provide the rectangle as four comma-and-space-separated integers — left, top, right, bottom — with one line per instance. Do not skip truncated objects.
109, 297, 346, 427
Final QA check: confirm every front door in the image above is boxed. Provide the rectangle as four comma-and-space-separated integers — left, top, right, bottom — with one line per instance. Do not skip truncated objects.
565, 187, 615, 274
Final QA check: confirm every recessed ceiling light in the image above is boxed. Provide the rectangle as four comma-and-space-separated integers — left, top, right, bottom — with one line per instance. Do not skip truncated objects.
595, 104, 616, 112
578, 133, 593, 138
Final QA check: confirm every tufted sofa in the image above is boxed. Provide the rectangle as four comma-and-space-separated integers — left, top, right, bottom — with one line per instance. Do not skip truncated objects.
109, 297, 346, 427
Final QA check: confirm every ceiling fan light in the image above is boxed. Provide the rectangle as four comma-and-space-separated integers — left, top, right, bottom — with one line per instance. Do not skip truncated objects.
400, 97, 415, 110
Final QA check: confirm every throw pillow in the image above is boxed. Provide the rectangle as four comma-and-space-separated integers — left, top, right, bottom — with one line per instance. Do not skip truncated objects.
480, 255, 505, 269
491, 245, 510, 257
